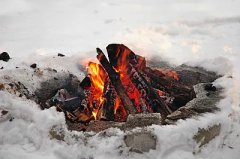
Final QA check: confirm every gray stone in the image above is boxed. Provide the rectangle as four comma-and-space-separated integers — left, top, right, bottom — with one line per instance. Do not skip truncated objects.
124, 132, 156, 153
125, 113, 161, 129
86, 120, 125, 133
176, 65, 220, 87
167, 107, 196, 120
194, 124, 221, 147
166, 83, 222, 122
186, 83, 221, 113
49, 129, 65, 141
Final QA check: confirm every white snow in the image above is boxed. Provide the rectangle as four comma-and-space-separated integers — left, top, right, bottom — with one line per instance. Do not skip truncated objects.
1, 0, 240, 159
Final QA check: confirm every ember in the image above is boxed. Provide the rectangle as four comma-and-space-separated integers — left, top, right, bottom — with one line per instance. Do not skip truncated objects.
51, 44, 196, 124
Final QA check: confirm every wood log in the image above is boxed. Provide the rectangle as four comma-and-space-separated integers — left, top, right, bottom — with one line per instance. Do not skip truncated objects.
144, 67, 196, 111
101, 79, 116, 121
96, 48, 137, 114
125, 63, 172, 119
106, 44, 146, 71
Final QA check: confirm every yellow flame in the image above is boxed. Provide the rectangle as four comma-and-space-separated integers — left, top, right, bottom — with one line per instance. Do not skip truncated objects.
92, 111, 97, 120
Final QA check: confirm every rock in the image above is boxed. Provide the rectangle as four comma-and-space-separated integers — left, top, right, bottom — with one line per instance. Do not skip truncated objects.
186, 83, 221, 113
194, 124, 221, 147
176, 65, 219, 88
86, 120, 125, 133
30, 63, 37, 68
125, 113, 162, 129
164, 119, 177, 125
124, 132, 156, 153
0, 52, 10, 62
49, 129, 65, 141
165, 83, 221, 122
167, 107, 196, 120
58, 53, 65, 57
1, 67, 3, 69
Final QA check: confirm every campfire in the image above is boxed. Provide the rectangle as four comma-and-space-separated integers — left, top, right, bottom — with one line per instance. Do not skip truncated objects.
53, 44, 196, 124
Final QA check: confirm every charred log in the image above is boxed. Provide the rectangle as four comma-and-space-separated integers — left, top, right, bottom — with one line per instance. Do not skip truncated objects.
106, 44, 146, 71
101, 79, 116, 121
125, 64, 172, 119
96, 48, 137, 115
144, 67, 196, 111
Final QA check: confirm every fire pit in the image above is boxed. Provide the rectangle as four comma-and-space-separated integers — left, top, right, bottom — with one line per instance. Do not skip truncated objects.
0, 44, 227, 154
34, 44, 220, 132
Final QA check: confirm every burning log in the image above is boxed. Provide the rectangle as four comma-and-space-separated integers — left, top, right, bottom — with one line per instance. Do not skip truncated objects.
101, 79, 116, 121
125, 64, 172, 119
106, 44, 172, 119
96, 48, 137, 115
143, 67, 196, 111
106, 44, 146, 71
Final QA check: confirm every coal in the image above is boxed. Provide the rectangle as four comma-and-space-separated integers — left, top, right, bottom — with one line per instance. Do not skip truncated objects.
0, 52, 10, 62
30, 63, 37, 68
58, 53, 65, 57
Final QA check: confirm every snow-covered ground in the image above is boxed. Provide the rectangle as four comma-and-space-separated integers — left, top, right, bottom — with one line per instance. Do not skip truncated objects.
1, 0, 240, 158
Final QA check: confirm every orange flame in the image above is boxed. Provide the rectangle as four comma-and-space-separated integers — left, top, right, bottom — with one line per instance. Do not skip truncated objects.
85, 62, 107, 120
156, 89, 163, 96
114, 98, 120, 114
88, 62, 107, 92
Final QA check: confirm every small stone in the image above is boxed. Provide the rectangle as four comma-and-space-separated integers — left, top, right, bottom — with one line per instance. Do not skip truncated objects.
124, 132, 156, 152
30, 63, 37, 68
167, 107, 196, 120
49, 130, 65, 141
86, 120, 125, 133
125, 113, 161, 129
0, 52, 10, 62
53, 69, 57, 73
58, 53, 65, 57
1, 67, 3, 69
194, 124, 221, 147
54, 77, 58, 80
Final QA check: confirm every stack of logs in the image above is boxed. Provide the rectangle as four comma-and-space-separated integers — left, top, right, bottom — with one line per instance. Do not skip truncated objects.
78, 44, 196, 123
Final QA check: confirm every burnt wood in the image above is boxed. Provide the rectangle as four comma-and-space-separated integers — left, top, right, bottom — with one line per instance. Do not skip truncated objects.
102, 79, 116, 121
106, 44, 146, 71
144, 67, 196, 111
96, 48, 137, 115
125, 64, 172, 119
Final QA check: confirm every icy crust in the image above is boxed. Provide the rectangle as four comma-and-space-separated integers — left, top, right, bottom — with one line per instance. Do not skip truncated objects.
0, 55, 237, 158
